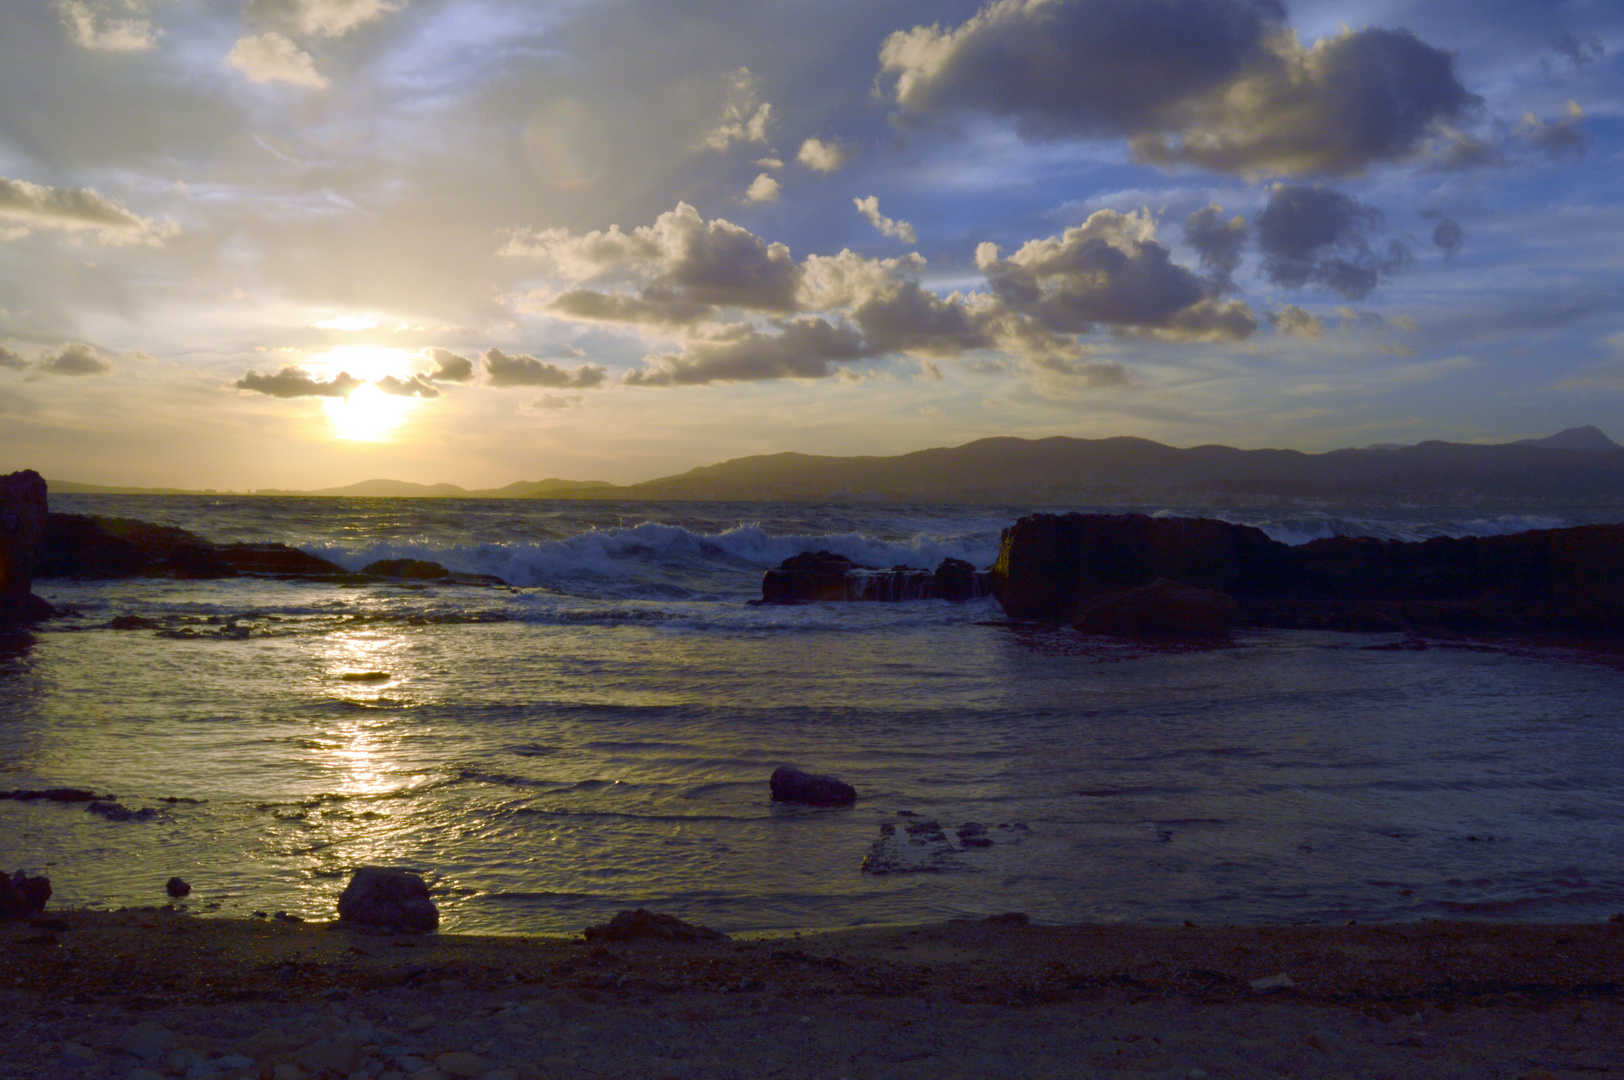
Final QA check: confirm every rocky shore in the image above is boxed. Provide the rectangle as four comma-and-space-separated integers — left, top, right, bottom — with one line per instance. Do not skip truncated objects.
3, 910, 1622, 1079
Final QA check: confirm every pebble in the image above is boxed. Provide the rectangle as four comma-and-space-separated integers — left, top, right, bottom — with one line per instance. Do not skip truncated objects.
119, 1021, 177, 1059
61, 1041, 98, 1064
435, 1050, 493, 1077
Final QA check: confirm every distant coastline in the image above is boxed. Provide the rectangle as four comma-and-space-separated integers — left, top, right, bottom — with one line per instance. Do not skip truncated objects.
46, 425, 1624, 506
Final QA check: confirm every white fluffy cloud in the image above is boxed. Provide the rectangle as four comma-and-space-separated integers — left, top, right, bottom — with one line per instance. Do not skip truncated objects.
704, 68, 773, 151
854, 197, 916, 245
0, 177, 169, 245
226, 32, 329, 89
246, 0, 399, 39
745, 173, 781, 202
56, 0, 158, 51
797, 137, 855, 173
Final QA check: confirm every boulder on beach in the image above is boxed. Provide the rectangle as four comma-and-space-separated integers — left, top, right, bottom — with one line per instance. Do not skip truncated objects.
1, 869, 52, 918
1073, 578, 1236, 641
336, 866, 439, 931
582, 908, 728, 943
362, 558, 449, 580
770, 766, 857, 807
760, 550, 860, 603
0, 470, 52, 624
759, 551, 991, 604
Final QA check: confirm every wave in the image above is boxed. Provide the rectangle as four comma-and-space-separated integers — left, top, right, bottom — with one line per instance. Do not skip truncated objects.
302, 520, 1005, 594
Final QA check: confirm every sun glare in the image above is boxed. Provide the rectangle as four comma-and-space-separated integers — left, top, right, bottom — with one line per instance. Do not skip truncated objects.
315, 346, 420, 441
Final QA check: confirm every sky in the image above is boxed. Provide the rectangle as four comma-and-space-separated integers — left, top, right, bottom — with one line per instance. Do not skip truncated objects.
1, 0, 1621, 489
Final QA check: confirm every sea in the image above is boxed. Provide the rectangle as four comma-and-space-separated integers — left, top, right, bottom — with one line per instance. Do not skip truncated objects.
4, 495, 1624, 936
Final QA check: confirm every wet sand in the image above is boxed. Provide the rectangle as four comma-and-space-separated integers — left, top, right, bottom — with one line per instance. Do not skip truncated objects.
3, 910, 1622, 1078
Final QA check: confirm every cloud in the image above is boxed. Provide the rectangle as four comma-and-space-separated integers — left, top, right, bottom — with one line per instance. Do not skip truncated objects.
1521, 101, 1587, 158
527, 393, 582, 410
545, 288, 711, 328
1183, 204, 1247, 291
1255, 185, 1411, 300
56, 0, 158, 52
745, 173, 781, 202
245, 0, 400, 39
880, 0, 1478, 177
624, 318, 870, 385
505, 202, 802, 315
851, 279, 992, 356
1550, 32, 1604, 68
226, 33, 329, 89
797, 137, 855, 173
1424, 212, 1463, 258
375, 374, 440, 398
0, 346, 29, 371
0, 177, 168, 245
977, 207, 1257, 340
1268, 303, 1324, 339
1028, 356, 1132, 387
235, 365, 362, 397
424, 347, 473, 382
854, 196, 917, 244
39, 342, 113, 376
483, 348, 607, 388
704, 68, 773, 151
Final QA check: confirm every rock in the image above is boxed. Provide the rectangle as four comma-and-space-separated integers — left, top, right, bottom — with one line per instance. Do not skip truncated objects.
295, 1037, 360, 1075
1072, 578, 1236, 640
363, 558, 450, 580
214, 542, 349, 579
60, 1042, 98, 1065
336, 866, 439, 932
1250, 972, 1295, 991
118, 1022, 177, 1060
0, 787, 111, 803
1, 869, 52, 918
0, 469, 52, 624
582, 908, 728, 943
86, 800, 158, 822
435, 1052, 492, 1078
759, 550, 991, 604
991, 512, 1289, 623
769, 766, 856, 807
166, 876, 192, 898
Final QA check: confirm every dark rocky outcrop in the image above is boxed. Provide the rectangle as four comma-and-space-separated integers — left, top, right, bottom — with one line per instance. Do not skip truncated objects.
1073, 578, 1236, 641
769, 766, 857, 807
0, 470, 52, 624
991, 512, 1624, 639
758, 552, 991, 604
582, 908, 727, 943
336, 866, 439, 931
1, 870, 52, 918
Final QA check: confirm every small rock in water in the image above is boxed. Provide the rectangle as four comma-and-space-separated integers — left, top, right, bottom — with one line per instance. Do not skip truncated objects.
769, 766, 856, 807
583, 908, 728, 943
337, 866, 439, 931
2, 869, 52, 917
166, 876, 191, 897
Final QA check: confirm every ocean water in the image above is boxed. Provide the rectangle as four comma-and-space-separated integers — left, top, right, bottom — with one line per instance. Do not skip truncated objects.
3, 495, 1623, 935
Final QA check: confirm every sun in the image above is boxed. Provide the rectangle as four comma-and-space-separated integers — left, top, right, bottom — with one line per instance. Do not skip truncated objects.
314, 346, 421, 442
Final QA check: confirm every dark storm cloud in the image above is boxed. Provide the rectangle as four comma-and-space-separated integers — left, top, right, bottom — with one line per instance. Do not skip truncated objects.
977, 209, 1257, 340
881, 0, 1286, 138
1425, 213, 1464, 258
882, 1, 1479, 177
234, 365, 362, 398
1550, 31, 1604, 68
483, 348, 607, 388
425, 348, 474, 382
623, 318, 870, 385
39, 342, 113, 375
1255, 185, 1412, 301
1183, 205, 1248, 291
375, 374, 440, 398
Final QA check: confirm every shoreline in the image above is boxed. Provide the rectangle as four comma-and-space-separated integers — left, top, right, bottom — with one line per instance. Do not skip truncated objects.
5, 910, 1622, 1079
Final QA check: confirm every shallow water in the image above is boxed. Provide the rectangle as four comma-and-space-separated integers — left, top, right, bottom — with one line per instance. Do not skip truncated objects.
3, 497, 1623, 934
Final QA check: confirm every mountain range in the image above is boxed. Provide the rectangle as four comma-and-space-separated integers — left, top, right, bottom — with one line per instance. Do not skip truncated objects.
46, 426, 1624, 505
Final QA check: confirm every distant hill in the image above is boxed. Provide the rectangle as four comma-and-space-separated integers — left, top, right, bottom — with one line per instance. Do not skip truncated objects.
44, 426, 1624, 504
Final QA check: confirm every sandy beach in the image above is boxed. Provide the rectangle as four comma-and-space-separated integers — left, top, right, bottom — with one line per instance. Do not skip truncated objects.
3, 910, 1621, 1079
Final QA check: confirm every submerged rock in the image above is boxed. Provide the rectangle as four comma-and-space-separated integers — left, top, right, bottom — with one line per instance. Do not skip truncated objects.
769, 766, 856, 807
582, 908, 727, 943
759, 552, 991, 604
337, 866, 439, 931
0, 470, 52, 624
1073, 577, 1236, 641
